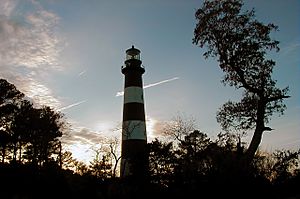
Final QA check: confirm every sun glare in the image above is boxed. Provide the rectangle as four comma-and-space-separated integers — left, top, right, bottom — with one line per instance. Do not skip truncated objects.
66, 143, 95, 165
66, 118, 158, 164
146, 116, 157, 141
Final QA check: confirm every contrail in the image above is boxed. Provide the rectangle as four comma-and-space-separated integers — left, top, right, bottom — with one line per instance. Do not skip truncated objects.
116, 91, 124, 97
116, 77, 179, 97
78, 70, 86, 77
144, 77, 179, 89
58, 100, 87, 111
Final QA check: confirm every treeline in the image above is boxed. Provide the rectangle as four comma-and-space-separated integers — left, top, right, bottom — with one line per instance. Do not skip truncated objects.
0, 79, 64, 166
1, 78, 299, 199
147, 130, 300, 199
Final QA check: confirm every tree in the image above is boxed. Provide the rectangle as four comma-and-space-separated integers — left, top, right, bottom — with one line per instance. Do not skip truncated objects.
107, 136, 121, 178
176, 130, 213, 186
60, 150, 77, 170
148, 139, 177, 187
162, 114, 196, 143
0, 130, 10, 163
9, 100, 33, 162
193, 0, 290, 162
89, 146, 112, 179
10, 102, 65, 166
0, 79, 24, 106
0, 79, 24, 162
271, 149, 300, 184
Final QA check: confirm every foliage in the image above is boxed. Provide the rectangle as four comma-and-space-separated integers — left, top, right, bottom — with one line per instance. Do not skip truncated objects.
148, 138, 176, 187
89, 150, 112, 179
0, 79, 66, 166
192, 0, 290, 161
0, 79, 24, 163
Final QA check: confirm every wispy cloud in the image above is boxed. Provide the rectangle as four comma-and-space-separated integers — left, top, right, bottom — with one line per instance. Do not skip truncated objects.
61, 126, 104, 163
63, 127, 104, 145
0, 0, 16, 17
58, 100, 87, 111
2, 74, 62, 109
0, 0, 65, 108
116, 77, 179, 97
0, 2, 63, 70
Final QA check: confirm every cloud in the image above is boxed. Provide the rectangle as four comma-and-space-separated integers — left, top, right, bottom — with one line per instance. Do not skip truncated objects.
0, 6, 63, 70
116, 77, 179, 97
0, 0, 65, 108
62, 127, 103, 145
61, 125, 113, 163
0, 0, 16, 17
58, 100, 87, 111
1, 73, 62, 109
116, 91, 124, 97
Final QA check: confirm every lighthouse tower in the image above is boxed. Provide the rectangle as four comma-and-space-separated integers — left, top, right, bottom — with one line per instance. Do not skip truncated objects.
120, 46, 148, 179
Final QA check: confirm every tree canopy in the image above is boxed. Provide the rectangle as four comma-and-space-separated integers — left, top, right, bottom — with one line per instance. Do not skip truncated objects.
0, 79, 65, 165
193, 0, 290, 162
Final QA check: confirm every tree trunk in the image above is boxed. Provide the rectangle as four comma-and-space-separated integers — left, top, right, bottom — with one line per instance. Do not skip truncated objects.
18, 142, 22, 163
1, 146, 6, 163
245, 101, 266, 162
246, 127, 263, 162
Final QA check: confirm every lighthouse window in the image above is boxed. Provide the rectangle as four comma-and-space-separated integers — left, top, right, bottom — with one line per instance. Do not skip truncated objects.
134, 54, 140, 60
126, 54, 140, 60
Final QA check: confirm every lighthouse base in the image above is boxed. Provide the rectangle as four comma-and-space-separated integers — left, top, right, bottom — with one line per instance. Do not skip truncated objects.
120, 139, 148, 180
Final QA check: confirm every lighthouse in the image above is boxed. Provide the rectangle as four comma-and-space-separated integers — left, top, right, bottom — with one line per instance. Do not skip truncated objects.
120, 46, 148, 180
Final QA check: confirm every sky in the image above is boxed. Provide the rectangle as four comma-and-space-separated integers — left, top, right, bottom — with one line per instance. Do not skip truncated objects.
0, 0, 299, 164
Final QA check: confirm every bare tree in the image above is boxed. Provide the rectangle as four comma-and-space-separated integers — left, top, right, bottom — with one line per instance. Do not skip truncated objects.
163, 114, 197, 143
108, 136, 121, 177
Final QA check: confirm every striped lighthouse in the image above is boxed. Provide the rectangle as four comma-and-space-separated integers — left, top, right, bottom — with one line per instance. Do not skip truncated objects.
120, 46, 148, 180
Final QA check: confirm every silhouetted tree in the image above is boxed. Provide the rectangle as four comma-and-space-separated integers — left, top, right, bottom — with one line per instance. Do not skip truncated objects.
8, 98, 66, 166
271, 149, 300, 184
8, 100, 30, 162
74, 160, 89, 175
89, 147, 112, 179
148, 138, 177, 187
60, 150, 77, 170
107, 136, 121, 177
0, 79, 24, 163
193, 0, 290, 163
0, 79, 24, 106
178, 130, 211, 177
23, 106, 65, 166
0, 130, 10, 163
162, 114, 196, 143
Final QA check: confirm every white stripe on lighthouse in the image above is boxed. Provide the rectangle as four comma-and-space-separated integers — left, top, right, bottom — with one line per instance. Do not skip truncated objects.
123, 86, 144, 104
122, 120, 146, 140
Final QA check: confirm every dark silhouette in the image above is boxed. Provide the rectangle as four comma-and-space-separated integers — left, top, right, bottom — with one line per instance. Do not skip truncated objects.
0, 79, 299, 198
120, 46, 148, 182
193, 0, 290, 163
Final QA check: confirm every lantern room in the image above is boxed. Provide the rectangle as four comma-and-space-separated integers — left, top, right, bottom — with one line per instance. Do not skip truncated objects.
126, 45, 141, 60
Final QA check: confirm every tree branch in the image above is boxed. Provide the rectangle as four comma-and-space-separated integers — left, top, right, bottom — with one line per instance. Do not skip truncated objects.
267, 95, 290, 102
